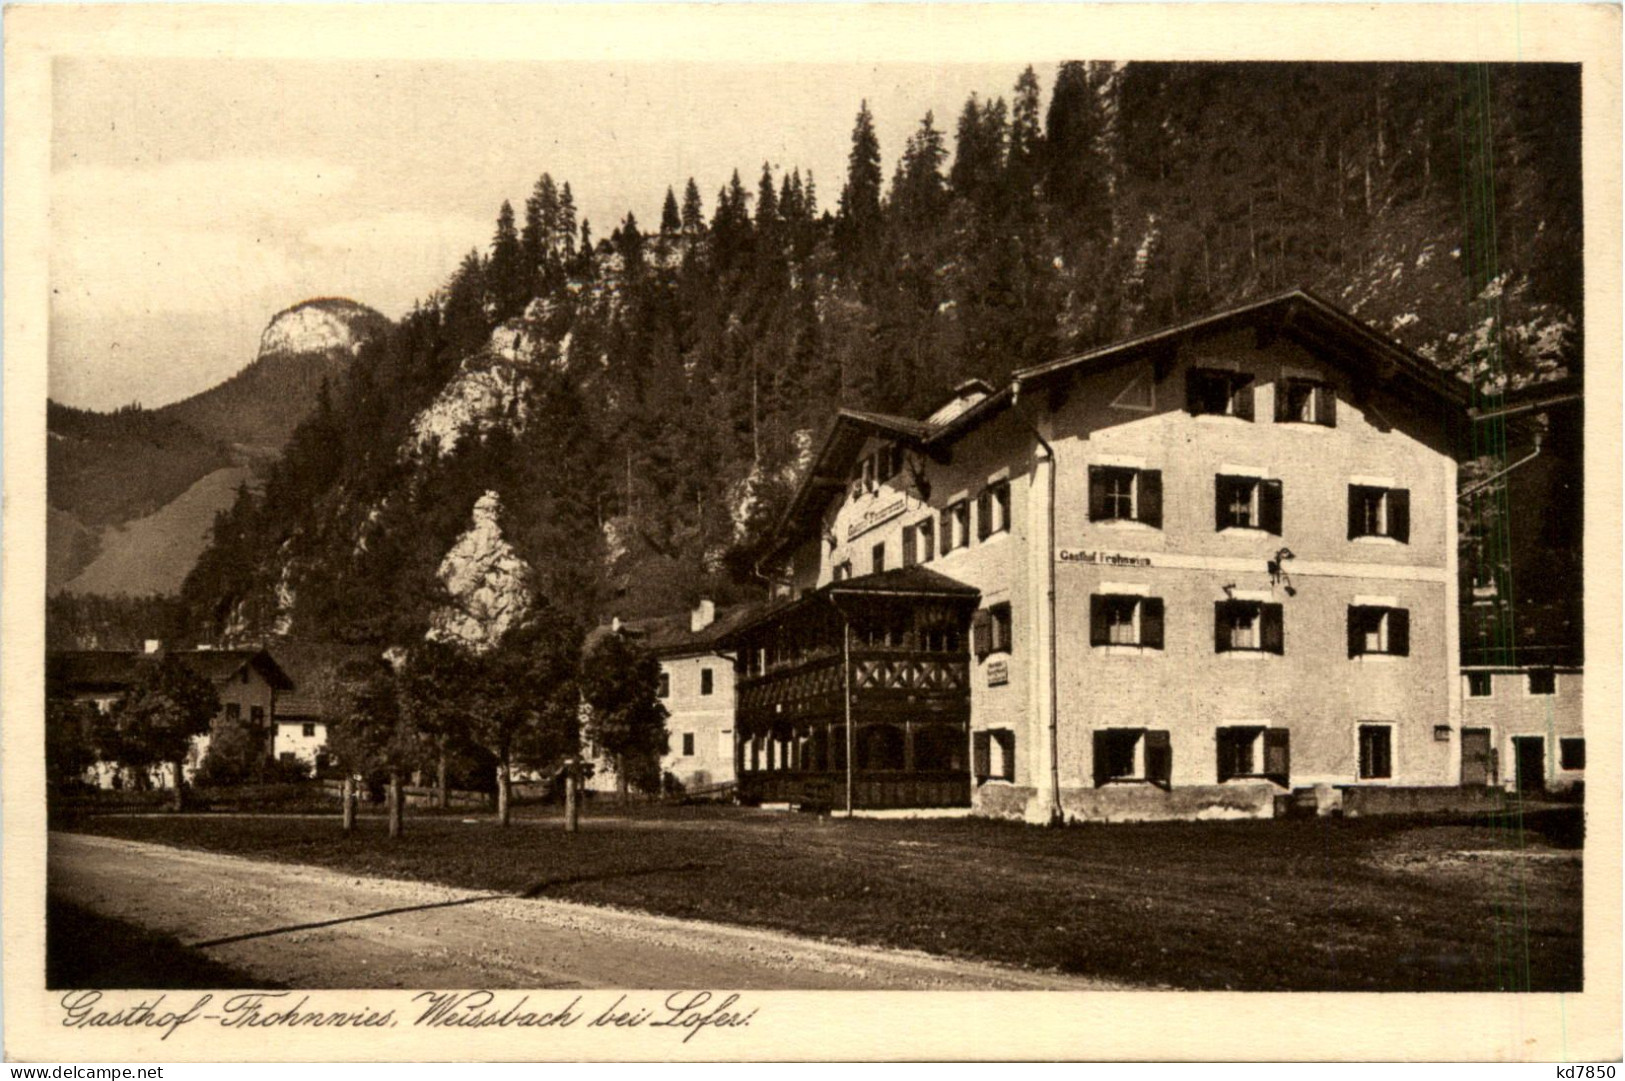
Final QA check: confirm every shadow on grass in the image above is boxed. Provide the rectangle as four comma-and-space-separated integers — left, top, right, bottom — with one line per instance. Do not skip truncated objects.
519, 860, 715, 898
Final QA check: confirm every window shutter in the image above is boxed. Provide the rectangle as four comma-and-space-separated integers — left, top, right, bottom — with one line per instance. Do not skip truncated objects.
1185, 372, 1202, 414
1347, 606, 1365, 657
1264, 728, 1291, 785
977, 490, 992, 540
1138, 470, 1163, 528
972, 609, 992, 658
1214, 476, 1230, 531
1233, 379, 1255, 421
1388, 488, 1410, 543
1140, 597, 1165, 649
997, 731, 1016, 781
1089, 595, 1109, 646
1214, 601, 1231, 653
1088, 466, 1108, 521
1274, 381, 1292, 422
1146, 730, 1172, 787
1316, 384, 1337, 427
1347, 485, 1362, 539
1261, 603, 1284, 654
973, 731, 991, 780
1217, 730, 1237, 783
1092, 731, 1111, 787
902, 524, 917, 567
1389, 607, 1410, 656
1260, 479, 1283, 535
940, 506, 954, 552
920, 519, 934, 562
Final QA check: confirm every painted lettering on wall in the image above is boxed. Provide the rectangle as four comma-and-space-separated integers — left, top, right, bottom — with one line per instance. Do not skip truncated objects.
1057, 549, 1153, 567
986, 658, 1009, 687
846, 497, 906, 541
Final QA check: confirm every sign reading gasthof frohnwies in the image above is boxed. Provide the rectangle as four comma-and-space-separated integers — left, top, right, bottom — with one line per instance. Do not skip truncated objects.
986, 658, 1009, 686
1057, 549, 1153, 567
846, 497, 906, 541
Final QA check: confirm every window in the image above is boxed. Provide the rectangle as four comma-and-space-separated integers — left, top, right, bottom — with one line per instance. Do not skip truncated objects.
1187, 368, 1255, 419
1467, 672, 1493, 697
226, 703, 241, 723
973, 729, 1017, 782
1560, 738, 1585, 771
833, 560, 853, 582
1092, 728, 1172, 787
279, 752, 296, 765
1528, 670, 1557, 695
877, 444, 900, 483
302, 723, 316, 738
1089, 594, 1165, 649
1277, 378, 1337, 426
1347, 606, 1411, 657
657, 672, 670, 698
977, 480, 1011, 540
240, 668, 250, 684
902, 523, 918, 567
682, 733, 695, 757
1217, 726, 1291, 784
917, 517, 935, 563
700, 668, 714, 696
250, 706, 265, 727
973, 603, 1013, 657
1358, 725, 1393, 780
1215, 475, 1282, 533
872, 541, 886, 575
1088, 466, 1163, 527
861, 455, 876, 492
1214, 601, 1284, 654
1347, 485, 1411, 542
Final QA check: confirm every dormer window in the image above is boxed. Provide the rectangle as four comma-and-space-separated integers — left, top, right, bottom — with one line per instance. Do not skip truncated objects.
1187, 368, 1255, 420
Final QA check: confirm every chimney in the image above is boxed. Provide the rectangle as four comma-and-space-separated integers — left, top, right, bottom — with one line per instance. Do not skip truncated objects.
691, 598, 716, 633
142, 639, 162, 654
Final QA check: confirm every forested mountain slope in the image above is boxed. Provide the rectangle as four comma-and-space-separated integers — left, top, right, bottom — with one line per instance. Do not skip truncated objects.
166, 62, 1581, 649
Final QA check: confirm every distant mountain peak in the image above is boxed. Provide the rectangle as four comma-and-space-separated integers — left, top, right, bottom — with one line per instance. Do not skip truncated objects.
258, 297, 385, 358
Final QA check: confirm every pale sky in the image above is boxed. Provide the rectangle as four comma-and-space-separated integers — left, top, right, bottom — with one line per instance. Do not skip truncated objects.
50, 58, 1056, 411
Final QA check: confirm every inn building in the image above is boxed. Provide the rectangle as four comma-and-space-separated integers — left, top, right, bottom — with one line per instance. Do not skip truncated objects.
720, 289, 1476, 822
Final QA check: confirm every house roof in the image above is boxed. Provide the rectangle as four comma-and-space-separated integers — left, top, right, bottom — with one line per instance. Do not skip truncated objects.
170, 649, 296, 691
48, 648, 296, 695
716, 565, 982, 646
761, 290, 1470, 561
608, 603, 764, 658
264, 640, 383, 718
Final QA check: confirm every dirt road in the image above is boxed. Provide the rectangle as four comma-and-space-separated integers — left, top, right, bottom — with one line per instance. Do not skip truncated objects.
49, 832, 1113, 990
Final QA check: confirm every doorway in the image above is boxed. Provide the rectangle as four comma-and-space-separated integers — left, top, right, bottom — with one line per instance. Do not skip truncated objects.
1512, 736, 1546, 795
1461, 728, 1495, 786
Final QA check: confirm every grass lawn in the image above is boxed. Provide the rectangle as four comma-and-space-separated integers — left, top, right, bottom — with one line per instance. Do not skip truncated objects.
60, 803, 1582, 991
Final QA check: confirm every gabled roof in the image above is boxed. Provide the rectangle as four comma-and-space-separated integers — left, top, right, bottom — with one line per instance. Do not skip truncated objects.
610, 603, 764, 658
170, 649, 296, 691
267, 640, 384, 719
717, 565, 982, 646
1014, 288, 1470, 408
761, 290, 1469, 561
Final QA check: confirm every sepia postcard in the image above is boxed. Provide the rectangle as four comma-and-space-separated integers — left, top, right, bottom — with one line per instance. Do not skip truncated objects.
4, 2, 1621, 1063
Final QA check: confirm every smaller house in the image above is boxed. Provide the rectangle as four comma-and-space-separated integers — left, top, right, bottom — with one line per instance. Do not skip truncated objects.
263, 640, 383, 775
1460, 662, 1584, 795
586, 599, 755, 795
46, 642, 294, 788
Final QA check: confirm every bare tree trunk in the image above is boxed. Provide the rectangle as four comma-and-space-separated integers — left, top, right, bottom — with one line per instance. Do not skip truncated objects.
342, 774, 356, 832
564, 757, 580, 833
171, 759, 187, 812
497, 759, 511, 827
616, 754, 629, 804
388, 771, 403, 839
436, 746, 449, 811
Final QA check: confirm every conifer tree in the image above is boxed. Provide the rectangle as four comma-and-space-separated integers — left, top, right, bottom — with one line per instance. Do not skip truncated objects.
756, 162, 779, 228
680, 177, 705, 235
488, 200, 528, 319
557, 182, 578, 257
661, 187, 682, 234
1045, 61, 1111, 238
839, 101, 883, 244
892, 111, 949, 227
